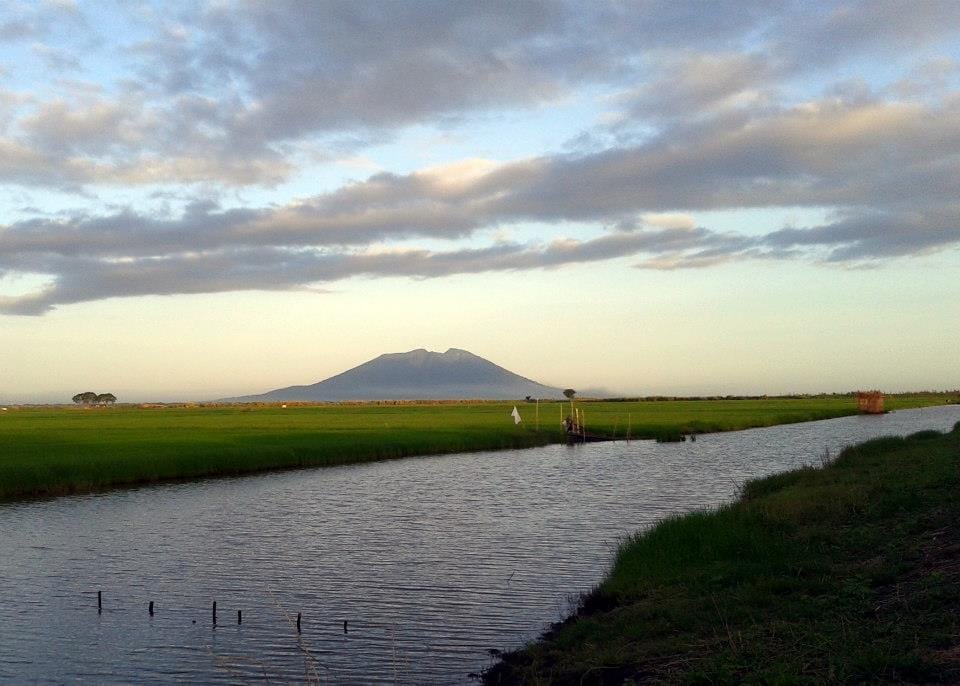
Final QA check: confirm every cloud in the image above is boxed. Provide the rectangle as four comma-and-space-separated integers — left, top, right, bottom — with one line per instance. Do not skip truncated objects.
30, 43, 80, 71
0, 1, 793, 188
612, 52, 777, 123
892, 57, 960, 99
764, 208, 960, 262
19, 97, 149, 155
196, 0, 776, 142
4, 91, 960, 314
3, 1, 959, 190
772, 0, 960, 69
0, 19, 34, 41
0, 0, 84, 43
0, 227, 746, 315
1, 1, 959, 313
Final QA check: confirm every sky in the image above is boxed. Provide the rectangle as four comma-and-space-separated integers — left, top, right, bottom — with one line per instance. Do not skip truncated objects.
1, 0, 959, 403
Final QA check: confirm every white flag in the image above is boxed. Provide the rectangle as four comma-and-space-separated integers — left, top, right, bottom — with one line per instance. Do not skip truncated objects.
511, 406, 522, 424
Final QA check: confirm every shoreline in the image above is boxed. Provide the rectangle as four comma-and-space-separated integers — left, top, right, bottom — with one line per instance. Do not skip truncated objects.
0, 431, 556, 505
1, 395, 955, 504
484, 420, 960, 684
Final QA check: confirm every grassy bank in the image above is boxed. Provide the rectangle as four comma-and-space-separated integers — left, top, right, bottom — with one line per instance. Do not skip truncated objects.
0, 394, 955, 503
485, 422, 960, 684
0, 403, 552, 502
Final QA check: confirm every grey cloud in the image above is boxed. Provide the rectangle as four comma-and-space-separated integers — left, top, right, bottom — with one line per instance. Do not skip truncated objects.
0, 19, 34, 41
88, 0, 781, 174
225, 0, 791, 136
637, 208, 960, 269
31, 43, 80, 71
0, 137, 83, 188
0, 138, 293, 190
4, 89, 294, 187
499, 96, 957, 218
614, 52, 778, 123
4, 91, 960, 312
773, 0, 960, 70
765, 209, 960, 262
2, 204, 954, 314
594, 99, 960, 211
4, 1, 960, 189
214, 0, 956, 143
892, 57, 960, 99
0, 0, 85, 43
0, 89, 30, 123
15, 210, 908, 316
2, 1, 960, 311
19, 97, 149, 156
606, 3, 960, 131
0, 192, 480, 264
0, 227, 746, 315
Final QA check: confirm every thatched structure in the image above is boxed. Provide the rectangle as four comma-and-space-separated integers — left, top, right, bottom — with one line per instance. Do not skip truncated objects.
856, 390, 885, 414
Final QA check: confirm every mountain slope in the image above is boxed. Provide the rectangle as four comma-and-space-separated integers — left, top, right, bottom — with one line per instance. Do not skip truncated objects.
223, 348, 563, 401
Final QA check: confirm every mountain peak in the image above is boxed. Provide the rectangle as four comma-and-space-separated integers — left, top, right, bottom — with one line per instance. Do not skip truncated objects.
223, 348, 562, 402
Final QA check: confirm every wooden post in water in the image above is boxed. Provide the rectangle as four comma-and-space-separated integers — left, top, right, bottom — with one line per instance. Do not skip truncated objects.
97, 590, 102, 613
297, 612, 301, 634
343, 620, 348, 634
149, 601, 154, 617
237, 610, 242, 625
212, 601, 217, 626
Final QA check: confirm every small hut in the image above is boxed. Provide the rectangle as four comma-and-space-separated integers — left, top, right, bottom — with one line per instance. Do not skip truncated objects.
855, 390, 885, 414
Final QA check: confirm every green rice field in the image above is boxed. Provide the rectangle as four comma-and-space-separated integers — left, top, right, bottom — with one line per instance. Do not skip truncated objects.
0, 393, 955, 502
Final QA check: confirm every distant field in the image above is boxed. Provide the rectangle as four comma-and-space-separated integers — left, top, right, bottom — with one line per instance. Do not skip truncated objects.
0, 393, 956, 502
565, 393, 958, 440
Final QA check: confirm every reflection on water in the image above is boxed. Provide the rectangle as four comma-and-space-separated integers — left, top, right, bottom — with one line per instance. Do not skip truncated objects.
1, 406, 958, 684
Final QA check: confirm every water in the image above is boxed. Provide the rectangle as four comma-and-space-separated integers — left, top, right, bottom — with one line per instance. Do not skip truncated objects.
1, 406, 957, 684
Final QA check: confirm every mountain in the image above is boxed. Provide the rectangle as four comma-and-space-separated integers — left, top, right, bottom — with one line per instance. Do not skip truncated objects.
222, 348, 564, 402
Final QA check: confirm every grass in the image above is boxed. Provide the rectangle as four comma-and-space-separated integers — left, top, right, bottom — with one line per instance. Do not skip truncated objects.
0, 393, 955, 503
484, 421, 960, 685
0, 403, 551, 502
569, 393, 956, 441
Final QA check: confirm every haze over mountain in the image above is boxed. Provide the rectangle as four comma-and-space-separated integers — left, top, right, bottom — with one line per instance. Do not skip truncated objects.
222, 348, 564, 402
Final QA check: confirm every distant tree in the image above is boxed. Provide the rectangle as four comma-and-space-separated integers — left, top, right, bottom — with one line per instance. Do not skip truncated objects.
563, 388, 576, 399
72, 393, 84, 404
78, 391, 98, 405
96, 393, 117, 405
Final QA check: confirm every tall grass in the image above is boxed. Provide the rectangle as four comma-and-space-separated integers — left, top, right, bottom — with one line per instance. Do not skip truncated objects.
485, 422, 960, 684
0, 403, 552, 501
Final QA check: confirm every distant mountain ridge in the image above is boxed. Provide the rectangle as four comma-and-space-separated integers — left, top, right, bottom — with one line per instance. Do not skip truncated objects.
222, 348, 564, 402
